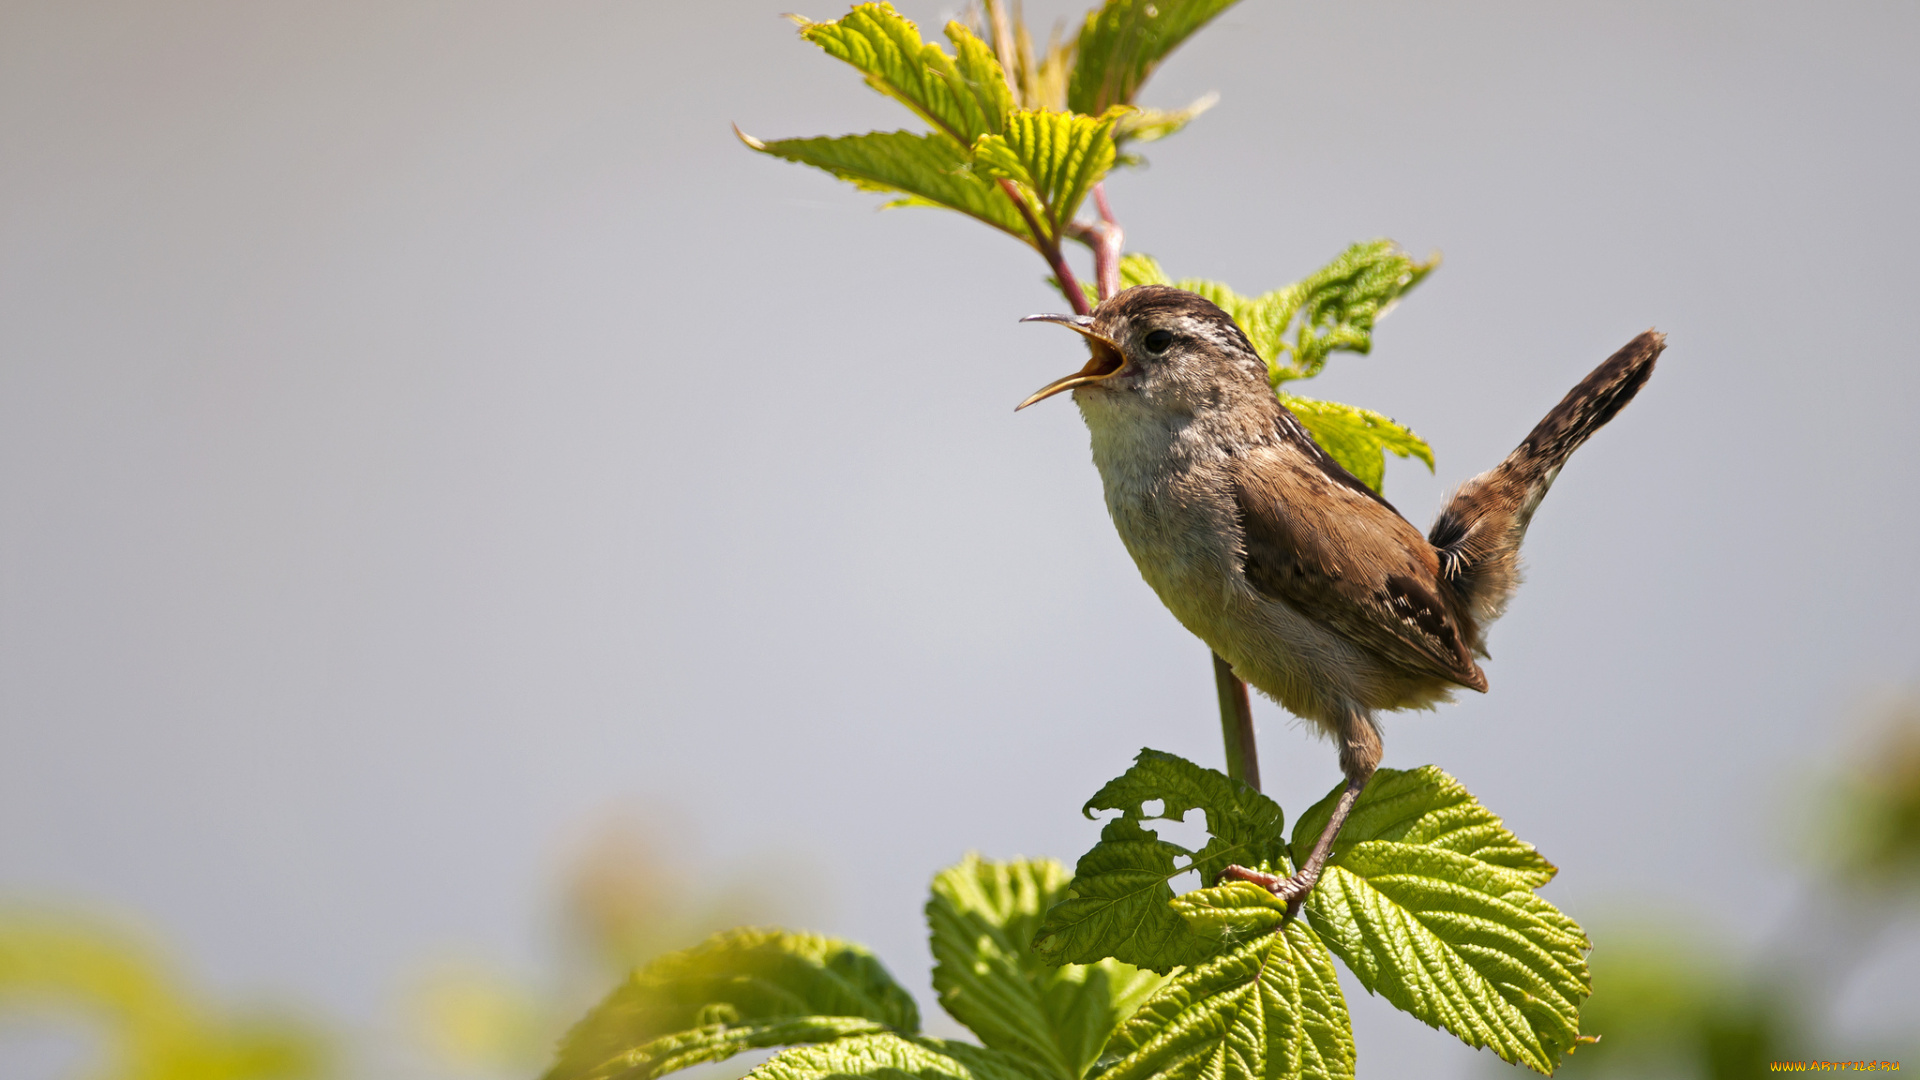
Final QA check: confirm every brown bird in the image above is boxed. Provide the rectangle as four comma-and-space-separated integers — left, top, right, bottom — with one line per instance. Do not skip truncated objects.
1019, 285, 1662, 909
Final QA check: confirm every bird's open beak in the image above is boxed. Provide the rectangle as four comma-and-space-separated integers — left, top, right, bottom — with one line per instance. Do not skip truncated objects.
1015, 313, 1127, 411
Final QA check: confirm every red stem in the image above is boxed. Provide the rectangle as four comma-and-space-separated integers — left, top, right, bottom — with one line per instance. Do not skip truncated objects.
1091, 185, 1123, 301
999, 178, 1090, 317
1068, 185, 1124, 303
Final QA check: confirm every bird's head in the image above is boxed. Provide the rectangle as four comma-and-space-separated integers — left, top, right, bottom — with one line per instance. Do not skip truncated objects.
1016, 285, 1273, 415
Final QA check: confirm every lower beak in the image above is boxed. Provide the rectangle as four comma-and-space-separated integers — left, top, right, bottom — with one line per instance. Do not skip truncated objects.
1016, 314, 1128, 411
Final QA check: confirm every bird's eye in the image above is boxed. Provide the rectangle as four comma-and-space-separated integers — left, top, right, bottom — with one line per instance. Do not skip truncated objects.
1143, 329, 1174, 353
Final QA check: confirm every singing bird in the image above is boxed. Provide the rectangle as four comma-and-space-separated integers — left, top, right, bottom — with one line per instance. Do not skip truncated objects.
1019, 285, 1662, 907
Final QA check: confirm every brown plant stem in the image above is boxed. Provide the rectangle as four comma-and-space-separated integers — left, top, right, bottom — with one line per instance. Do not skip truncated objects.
1214, 652, 1261, 790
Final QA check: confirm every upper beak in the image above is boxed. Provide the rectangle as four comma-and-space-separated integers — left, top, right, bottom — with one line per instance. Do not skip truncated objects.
1015, 313, 1127, 411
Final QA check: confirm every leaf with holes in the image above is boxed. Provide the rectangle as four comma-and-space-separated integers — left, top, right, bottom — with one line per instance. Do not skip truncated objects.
798, 4, 1013, 147
1068, 0, 1243, 116
544, 928, 919, 1080
739, 129, 1029, 241
1295, 768, 1590, 1074
973, 108, 1126, 245
1033, 750, 1288, 974
1278, 396, 1433, 494
929, 855, 1164, 1080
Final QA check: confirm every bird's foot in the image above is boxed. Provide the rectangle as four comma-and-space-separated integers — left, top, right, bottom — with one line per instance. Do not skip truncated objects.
1220, 863, 1318, 917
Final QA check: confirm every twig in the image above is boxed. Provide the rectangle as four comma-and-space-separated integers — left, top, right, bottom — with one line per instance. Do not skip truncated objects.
1214, 652, 1261, 790
1001, 178, 1089, 317
1066, 185, 1126, 302
1094, 183, 1117, 227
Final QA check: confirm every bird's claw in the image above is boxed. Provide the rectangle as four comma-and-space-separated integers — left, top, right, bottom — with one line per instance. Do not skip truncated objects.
1221, 863, 1316, 902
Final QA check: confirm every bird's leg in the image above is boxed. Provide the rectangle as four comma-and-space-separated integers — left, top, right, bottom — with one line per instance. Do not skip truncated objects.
1220, 710, 1380, 917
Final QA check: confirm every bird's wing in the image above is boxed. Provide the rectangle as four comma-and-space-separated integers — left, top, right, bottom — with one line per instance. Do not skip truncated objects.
1231, 443, 1487, 692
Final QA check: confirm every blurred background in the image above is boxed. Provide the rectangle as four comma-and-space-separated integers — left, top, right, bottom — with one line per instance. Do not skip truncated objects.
2, 0, 1917, 1076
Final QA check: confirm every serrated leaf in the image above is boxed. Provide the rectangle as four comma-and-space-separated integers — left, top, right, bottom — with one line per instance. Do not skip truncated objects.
1033, 751, 1288, 974
545, 928, 918, 1080
973, 108, 1125, 244
1168, 881, 1289, 941
1164, 888, 1353, 1078
1068, 0, 1242, 116
1112, 93, 1218, 146
1276, 396, 1433, 494
1115, 253, 1173, 289
753, 1033, 1054, 1080
1093, 246, 1434, 491
1031, 817, 1219, 974
1287, 921, 1357, 1080
1267, 241, 1436, 382
929, 855, 1164, 1080
1084, 750, 1288, 884
1099, 918, 1353, 1080
741, 129, 1029, 240
1111, 243, 1431, 379
1290, 767, 1558, 888
570, 1017, 894, 1080
1295, 768, 1589, 1074
799, 4, 1013, 147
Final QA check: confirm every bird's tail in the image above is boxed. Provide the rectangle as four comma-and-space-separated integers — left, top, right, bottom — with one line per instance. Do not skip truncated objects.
1429, 330, 1665, 636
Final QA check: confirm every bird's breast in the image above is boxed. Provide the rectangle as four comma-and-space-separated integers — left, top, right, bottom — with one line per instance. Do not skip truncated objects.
1080, 400, 1247, 632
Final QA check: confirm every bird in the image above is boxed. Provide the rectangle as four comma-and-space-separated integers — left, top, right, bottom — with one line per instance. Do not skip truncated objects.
1018, 284, 1663, 909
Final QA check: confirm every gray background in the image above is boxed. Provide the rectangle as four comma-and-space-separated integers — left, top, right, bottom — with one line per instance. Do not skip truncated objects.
3, 0, 1917, 1075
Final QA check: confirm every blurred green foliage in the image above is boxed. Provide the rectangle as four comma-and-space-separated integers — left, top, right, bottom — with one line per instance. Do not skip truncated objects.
409, 819, 810, 1078
0, 913, 328, 1080
4, 703, 1913, 1079
1513, 699, 1920, 1080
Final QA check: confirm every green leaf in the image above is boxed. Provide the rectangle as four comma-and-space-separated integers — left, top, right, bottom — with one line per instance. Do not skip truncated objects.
1167, 881, 1289, 941
1112, 93, 1219, 146
1115, 253, 1173, 289
1295, 768, 1590, 1074
545, 928, 919, 1080
740, 129, 1029, 241
1165, 886, 1353, 1079
1099, 914, 1353, 1080
1084, 750, 1289, 884
1108, 243, 1432, 379
567, 1017, 896, 1080
0, 912, 331, 1080
1290, 767, 1558, 888
1033, 750, 1288, 974
1086, 246, 1435, 490
1276, 396, 1433, 494
973, 108, 1125, 244
1266, 241, 1436, 383
1031, 816, 1218, 975
798, 4, 1013, 147
752, 1033, 1055, 1080
929, 855, 1165, 1080
1068, 0, 1243, 116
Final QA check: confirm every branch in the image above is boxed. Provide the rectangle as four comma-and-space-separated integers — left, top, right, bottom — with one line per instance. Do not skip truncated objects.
1213, 653, 1260, 790
1068, 185, 1124, 302
1000, 178, 1090, 317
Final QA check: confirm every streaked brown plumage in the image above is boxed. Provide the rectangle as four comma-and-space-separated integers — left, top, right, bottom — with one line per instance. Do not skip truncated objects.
1020, 285, 1663, 906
